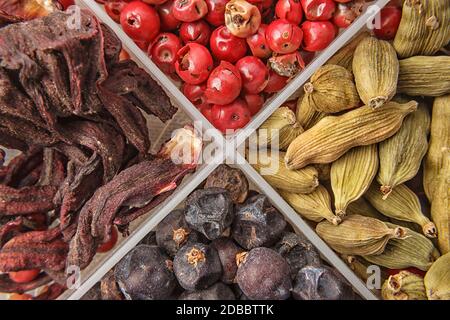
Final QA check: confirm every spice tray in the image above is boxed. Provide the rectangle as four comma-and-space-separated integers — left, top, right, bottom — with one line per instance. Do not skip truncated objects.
78, 164, 375, 300
54, 0, 392, 300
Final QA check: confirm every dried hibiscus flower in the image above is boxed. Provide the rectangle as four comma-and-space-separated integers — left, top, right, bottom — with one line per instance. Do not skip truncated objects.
0, 0, 61, 22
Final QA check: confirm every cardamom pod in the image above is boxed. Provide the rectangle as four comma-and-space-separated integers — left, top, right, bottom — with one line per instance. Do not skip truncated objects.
393, 0, 450, 58
327, 31, 370, 71
342, 254, 388, 284
316, 215, 407, 256
377, 103, 430, 195
424, 252, 450, 300
363, 223, 440, 271
296, 96, 326, 130
382, 271, 427, 300
285, 101, 418, 170
331, 145, 379, 217
424, 95, 450, 254
302, 65, 360, 113
315, 163, 331, 182
256, 106, 297, 148
248, 150, 319, 194
346, 198, 389, 221
278, 122, 304, 151
365, 183, 437, 238
353, 37, 399, 109
279, 185, 341, 225
397, 56, 450, 97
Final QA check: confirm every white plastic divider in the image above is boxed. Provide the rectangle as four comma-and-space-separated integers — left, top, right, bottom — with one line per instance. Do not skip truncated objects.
232, 0, 391, 150
234, 153, 379, 300
59, 152, 224, 300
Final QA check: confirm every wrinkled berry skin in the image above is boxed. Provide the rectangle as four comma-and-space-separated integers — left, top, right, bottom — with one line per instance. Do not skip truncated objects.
236, 247, 292, 300
211, 237, 243, 284
179, 282, 236, 300
173, 242, 222, 290
114, 245, 176, 300
274, 232, 321, 279
156, 209, 204, 256
185, 188, 234, 240
292, 265, 356, 300
232, 194, 286, 249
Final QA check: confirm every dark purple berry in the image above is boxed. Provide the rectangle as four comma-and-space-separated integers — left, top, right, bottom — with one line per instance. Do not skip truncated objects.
114, 245, 176, 300
211, 237, 244, 284
178, 282, 235, 300
156, 209, 204, 256
232, 195, 286, 249
204, 164, 249, 203
292, 265, 356, 300
185, 188, 234, 240
236, 247, 292, 300
274, 232, 322, 279
173, 242, 222, 291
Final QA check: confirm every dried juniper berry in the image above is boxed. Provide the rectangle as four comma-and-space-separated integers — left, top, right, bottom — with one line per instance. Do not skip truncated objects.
173, 242, 222, 291
232, 194, 286, 249
184, 188, 234, 240
236, 247, 292, 300
114, 245, 176, 300
292, 265, 356, 300
204, 164, 249, 203
156, 209, 204, 256
274, 232, 322, 279
211, 237, 244, 284
178, 282, 235, 300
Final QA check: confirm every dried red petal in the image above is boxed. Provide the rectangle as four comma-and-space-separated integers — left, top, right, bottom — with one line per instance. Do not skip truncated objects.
0, 228, 68, 272
0, 217, 24, 247
34, 283, 66, 300
0, 184, 57, 216
0, 0, 61, 21
0, 272, 51, 294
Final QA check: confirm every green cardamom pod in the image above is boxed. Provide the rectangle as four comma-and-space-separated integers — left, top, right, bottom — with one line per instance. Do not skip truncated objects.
279, 185, 341, 225
331, 145, 379, 217
316, 215, 407, 256
424, 252, 450, 300
365, 183, 437, 238
346, 198, 389, 221
327, 32, 370, 71
296, 96, 326, 130
363, 223, 440, 271
377, 103, 430, 196
256, 107, 297, 149
382, 271, 427, 300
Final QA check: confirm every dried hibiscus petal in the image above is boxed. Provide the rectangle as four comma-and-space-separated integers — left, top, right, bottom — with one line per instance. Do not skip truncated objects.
0, 228, 68, 272
34, 283, 66, 300
0, 0, 61, 21
0, 217, 24, 247
1, 147, 43, 187
37, 148, 66, 187
0, 184, 57, 216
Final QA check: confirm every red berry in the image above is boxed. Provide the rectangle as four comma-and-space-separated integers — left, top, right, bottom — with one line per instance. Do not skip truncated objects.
175, 43, 213, 84
301, 20, 336, 52
211, 99, 252, 133
275, 0, 303, 25
183, 83, 207, 106
205, 61, 243, 105
143, 0, 168, 4
149, 32, 182, 74
179, 20, 212, 46
157, 0, 181, 31
333, 3, 357, 29
300, 0, 336, 21
243, 93, 264, 116
373, 6, 402, 40
264, 69, 289, 93
120, 1, 160, 43
172, 0, 208, 22
246, 24, 272, 59
105, 1, 128, 23
204, 0, 229, 26
266, 19, 303, 54
236, 56, 269, 94
210, 26, 248, 63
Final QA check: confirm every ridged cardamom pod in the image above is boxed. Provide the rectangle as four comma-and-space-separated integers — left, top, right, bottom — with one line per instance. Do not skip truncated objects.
256, 106, 297, 148
365, 183, 437, 238
382, 271, 427, 300
393, 0, 450, 58
346, 198, 389, 222
302, 65, 360, 113
315, 163, 331, 182
285, 101, 418, 170
331, 145, 379, 217
248, 150, 319, 194
377, 103, 430, 196
424, 252, 450, 300
397, 56, 450, 97
296, 96, 326, 130
424, 95, 450, 254
278, 123, 304, 151
363, 223, 440, 271
279, 185, 341, 225
342, 254, 388, 284
353, 37, 399, 109
327, 32, 370, 71
316, 215, 407, 256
